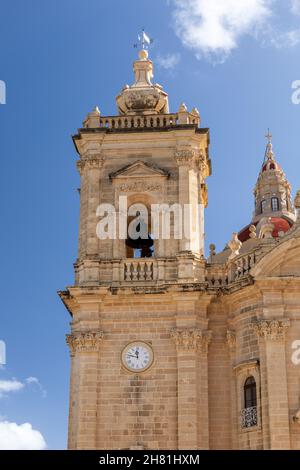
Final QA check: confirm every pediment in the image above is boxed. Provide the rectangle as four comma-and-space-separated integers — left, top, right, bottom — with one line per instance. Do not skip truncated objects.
251, 229, 300, 278
110, 160, 169, 180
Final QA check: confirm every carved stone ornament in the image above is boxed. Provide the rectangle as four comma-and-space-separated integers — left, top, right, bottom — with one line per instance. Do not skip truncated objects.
77, 157, 105, 175
170, 328, 212, 352
66, 330, 104, 355
253, 319, 290, 341
117, 181, 162, 193
228, 233, 242, 260
226, 330, 236, 351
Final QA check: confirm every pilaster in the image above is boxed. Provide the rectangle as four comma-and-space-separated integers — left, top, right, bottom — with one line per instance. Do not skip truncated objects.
253, 318, 291, 449
66, 330, 104, 449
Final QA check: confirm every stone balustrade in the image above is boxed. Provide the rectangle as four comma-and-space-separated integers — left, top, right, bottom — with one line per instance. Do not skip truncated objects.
74, 249, 263, 288
86, 112, 200, 130
228, 251, 258, 282
123, 259, 154, 281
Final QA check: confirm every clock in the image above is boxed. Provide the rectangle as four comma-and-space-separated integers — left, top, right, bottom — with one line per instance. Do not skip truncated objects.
121, 341, 154, 373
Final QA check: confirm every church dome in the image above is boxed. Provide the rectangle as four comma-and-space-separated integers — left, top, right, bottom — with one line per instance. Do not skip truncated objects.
238, 217, 292, 242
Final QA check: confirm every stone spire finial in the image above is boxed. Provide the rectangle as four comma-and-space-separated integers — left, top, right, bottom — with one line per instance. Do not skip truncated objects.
265, 128, 275, 161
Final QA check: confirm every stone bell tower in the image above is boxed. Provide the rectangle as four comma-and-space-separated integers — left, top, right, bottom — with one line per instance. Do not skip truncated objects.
59, 43, 212, 450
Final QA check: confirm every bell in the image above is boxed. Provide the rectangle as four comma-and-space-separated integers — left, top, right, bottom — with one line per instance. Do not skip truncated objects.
126, 219, 153, 249
126, 234, 153, 249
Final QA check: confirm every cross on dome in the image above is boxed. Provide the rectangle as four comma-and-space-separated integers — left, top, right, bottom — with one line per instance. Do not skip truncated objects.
265, 128, 272, 144
264, 128, 275, 161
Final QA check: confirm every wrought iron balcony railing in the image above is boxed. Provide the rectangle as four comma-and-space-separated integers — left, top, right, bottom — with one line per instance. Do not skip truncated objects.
241, 406, 258, 428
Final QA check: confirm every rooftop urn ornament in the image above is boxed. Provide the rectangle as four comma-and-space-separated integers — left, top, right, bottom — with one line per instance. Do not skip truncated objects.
228, 233, 242, 260
209, 243, 216, 257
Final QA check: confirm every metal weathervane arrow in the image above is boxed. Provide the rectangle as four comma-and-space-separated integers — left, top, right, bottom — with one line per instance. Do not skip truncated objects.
134, 29, 154, 50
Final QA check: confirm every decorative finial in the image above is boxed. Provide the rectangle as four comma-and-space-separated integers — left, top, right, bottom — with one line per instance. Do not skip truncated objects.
178, 102, 187, 112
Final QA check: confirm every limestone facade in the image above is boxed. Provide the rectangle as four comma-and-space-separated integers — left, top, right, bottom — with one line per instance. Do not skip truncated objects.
59, 49, 300, 450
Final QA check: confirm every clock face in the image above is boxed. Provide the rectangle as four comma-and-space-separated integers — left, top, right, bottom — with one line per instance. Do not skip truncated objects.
122, 341, 153, 373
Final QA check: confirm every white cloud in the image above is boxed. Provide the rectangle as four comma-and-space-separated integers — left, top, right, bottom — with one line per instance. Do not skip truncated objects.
170, 0, 273, 62
170, 0, 300, 63
26, 376, 47, 398
271, 28, 300, 47
156, 53, 181, 69
0, 421, 46, 450
0, 376, 46, 398
0, 380, 24, 398
291, 0, 300, 15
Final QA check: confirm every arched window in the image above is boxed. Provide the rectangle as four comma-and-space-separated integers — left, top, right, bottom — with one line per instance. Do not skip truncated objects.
244, 376, 257, 409
260, 200, 267, 214
271, 197, 279, 212
126, 207, 154, 259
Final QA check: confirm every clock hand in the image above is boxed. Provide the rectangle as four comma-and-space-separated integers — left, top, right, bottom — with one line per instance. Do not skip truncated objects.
127, 354, 138, 359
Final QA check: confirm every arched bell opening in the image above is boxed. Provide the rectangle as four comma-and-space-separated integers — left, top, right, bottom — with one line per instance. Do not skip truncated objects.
126, 204, 154, 259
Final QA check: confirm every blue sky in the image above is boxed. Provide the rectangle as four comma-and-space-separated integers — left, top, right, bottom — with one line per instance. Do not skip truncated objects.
0, 0, 299, 449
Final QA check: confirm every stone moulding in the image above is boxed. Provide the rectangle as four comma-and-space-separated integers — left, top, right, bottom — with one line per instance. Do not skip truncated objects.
252, 318, 290, 341
170, 327, 212, 352
66, 330, 105, 355
233, 359, 259, 374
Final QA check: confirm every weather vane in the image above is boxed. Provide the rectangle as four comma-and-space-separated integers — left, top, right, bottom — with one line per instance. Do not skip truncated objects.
134, 29, 154, 50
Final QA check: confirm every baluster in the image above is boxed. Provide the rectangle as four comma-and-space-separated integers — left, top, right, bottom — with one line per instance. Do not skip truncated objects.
145, 262, 153, 280
132, 262, 138, 281
125, 263, 132, 281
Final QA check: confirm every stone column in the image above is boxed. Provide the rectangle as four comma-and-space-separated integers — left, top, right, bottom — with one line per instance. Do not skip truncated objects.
254, 318, 290, 449
66, 330, 104, 449
170, 327, 211, 450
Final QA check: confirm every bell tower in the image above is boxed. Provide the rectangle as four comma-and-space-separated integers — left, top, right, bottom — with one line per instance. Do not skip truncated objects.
60, 42, 212, 450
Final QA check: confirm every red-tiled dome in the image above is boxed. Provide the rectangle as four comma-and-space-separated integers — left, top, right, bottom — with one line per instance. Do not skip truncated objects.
238, 218, 292, 242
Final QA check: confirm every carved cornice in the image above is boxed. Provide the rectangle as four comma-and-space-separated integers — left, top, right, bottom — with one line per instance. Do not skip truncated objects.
253, 318, 290, 341
66, 330, 104, 355
170, 327, 212, 352
77, 156, 105, 175
226, 330, 236, 351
